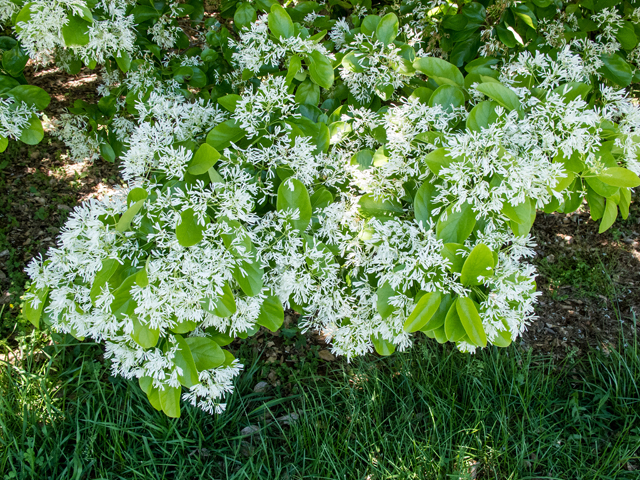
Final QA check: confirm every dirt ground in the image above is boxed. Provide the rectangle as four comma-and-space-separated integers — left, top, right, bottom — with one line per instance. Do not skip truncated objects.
1, 65, 639, 364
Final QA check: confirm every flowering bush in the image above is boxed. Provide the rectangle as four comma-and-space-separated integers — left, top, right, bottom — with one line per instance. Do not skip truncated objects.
9, 0, 640, 417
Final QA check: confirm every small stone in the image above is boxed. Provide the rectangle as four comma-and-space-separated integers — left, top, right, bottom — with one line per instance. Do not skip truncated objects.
0, 250, 8, 257
240, 425, 260, 436
253, 381, 269, 393
34, 197, 46, 205
276, 412, 299, 426
57, 204, 72, 211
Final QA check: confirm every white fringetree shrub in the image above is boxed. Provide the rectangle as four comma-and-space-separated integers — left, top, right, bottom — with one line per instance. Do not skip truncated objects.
3, 0, 640, 417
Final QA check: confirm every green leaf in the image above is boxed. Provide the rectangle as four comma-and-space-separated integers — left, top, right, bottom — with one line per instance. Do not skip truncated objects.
466, 101, 499, 132
90, 258, 121, 303
295, 79, 320, 105
597, 167, 640, 188
286, 55, 302, 85
598, 198, 618, 233
0, 136, 7, 153
512, 5, 537, 29
138, 376, 153, 395
257, 295, 284, 332
127, 187, 148, 205
206, 120, 245, 150
586, 184, 605, 221
188, 143, 221, 175
217, 94, 242, 112
116, 199, 145, 232
616, 21, 638, 51
310, 186, 333, 212
147, 386, 162, 410
475, 82, 521, 112
424, 148, 454, 176
233, 253, 264, 297
502, 197, 534, 224
413, 57, 464, 87
308, 50, 334, 90
19, 116, 44, 145
358, 193, 404, 218
268, 4, 294, 39
492, 326, 512, 347
277, 178, 312, 231
110, 273, 138, 320
176, 208, 204, 247
404, 292, 442, 333
234, 2, 257, 30
598, 54, 633, 87
202, 282, 237, 317
376, 282, 397, 319
115, 51, 131, 72
131, 315, 159, 349
441, 243, 468, 273
414, 181, 438, 225
619, 188, 631, 219
375, 13, 399, 45
371, 334, 396, 356
444, 299, 466, 342
456, 297, 487, 347
173, 335, 200, 388
460, 244, 494, 286
436, 203, 476, 244
159, 386, 181, 418
100, 143, 116, 163
428, 85, 465, 113
23, 287, 48, 328
184, 336, 225, 370
62, 15, 91, 47
2, 45, 28, 77
8, 85, 50, 110
420, 293, 454, 332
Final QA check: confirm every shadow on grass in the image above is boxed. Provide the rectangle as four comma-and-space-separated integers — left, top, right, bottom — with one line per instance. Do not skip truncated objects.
0, 324, 638, 480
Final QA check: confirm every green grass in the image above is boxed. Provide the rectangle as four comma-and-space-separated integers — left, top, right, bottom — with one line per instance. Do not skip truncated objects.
1, 326, 639, 480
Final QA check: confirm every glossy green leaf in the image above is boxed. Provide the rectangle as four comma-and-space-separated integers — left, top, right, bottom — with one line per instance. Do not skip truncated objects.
234, 2, 257, 30
184, 336, 225, 370
268, 4, 294, 39
8, 85, 50, 110
598, 198, 618, 233
131, 315, 160, 349
444, 299, 466, 342
19, 116, 44, 145
414, 181, 437, 225
277, 178, 312, 231
420, 293, 454, 332
371, 334, 396, 356
62, 15, 91, 47
424, 148, 454, 176
176, 208, 204, 247
173, 335, 200, 388
375, 13, 399, 45
159, 385, 181, 418
23, 287, 48, 328
597, 167, 640, 188
257, 295, 284, 332
116, 199, 145, 232
404, 292, 442, 333
217, 94, 242, 113
475, 82, 521, 112
206, 119, 245, 150
466, 101, 499, 131
436, 203, 476, 244
308, 50, 334, 90
188, 143, 221, 175
456, 297, 487, 347
598, 54, 633, 87
460, 244, 494, 286
413, 57, 464, 87
358, 193, 404, 217
202, 282, 236, 317
376, 282, 397, 319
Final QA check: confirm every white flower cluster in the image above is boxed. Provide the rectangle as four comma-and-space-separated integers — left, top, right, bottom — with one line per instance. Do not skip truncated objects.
51, 113, 102, 161
14, 0, 137, 65
228, 14, 333, 74
0, 96, 37, 140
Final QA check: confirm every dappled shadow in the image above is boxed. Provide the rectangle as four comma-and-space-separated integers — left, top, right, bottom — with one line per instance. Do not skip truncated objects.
528, 198, 640, 358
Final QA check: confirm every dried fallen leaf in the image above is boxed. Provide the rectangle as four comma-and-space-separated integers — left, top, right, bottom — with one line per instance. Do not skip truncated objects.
318, 349, 336, 361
